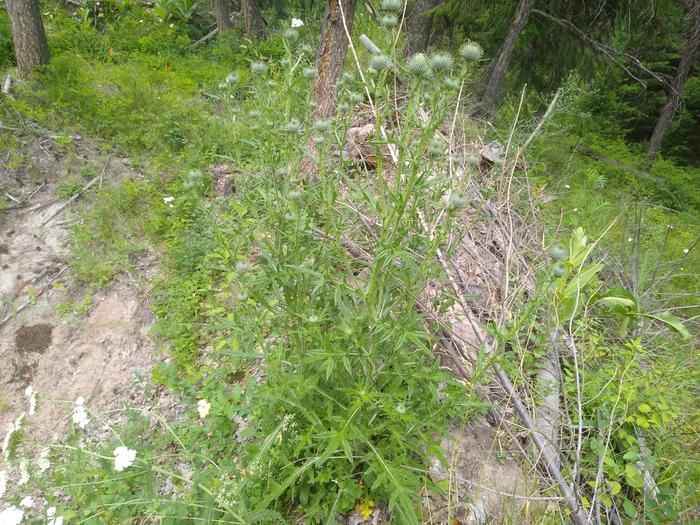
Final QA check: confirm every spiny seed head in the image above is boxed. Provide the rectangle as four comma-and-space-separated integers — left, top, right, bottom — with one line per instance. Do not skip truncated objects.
549, 245, 568, 261
443, 77, 460, 89
380, 14, 398, 27
312, 134, 325, 145
248, 110, 261, 119
337, 102, 350, 112
552, 263, 567, 277
342, 72, 355, 83
302, 66, 318, 79
466, 154, 482, 167
283, 119, 302, 134
406, 53, 431, 78
275, 167, 288, 176
280, 57, 292, 67
226, 72, 239, 85
300, 44, 314, 55
369, 54, 392, 72
283, 28, 299, 41
251, 61, 268, 74
459, 41, 484, 62
428, 137, 444, 157
445, 194, 468, 211
380, 0, 402, 11
218, 81, 228, 89
236, 261, 252, 274
349, 92, 364, 104
429, 52, 453, 72
313, 119, 331, 133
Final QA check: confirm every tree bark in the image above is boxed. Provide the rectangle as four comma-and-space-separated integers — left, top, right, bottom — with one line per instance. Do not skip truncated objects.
241, 0, 265, 38
646, 1, 700, 163
312, 0, 358, 118
214, 0, 233, 31
5, 0, 50, 78
479, 0, 536, 116
403, 0, 440, 57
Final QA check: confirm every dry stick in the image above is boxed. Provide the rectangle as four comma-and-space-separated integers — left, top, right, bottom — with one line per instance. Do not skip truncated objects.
40, 157, 110, 228
337, 21, 589, 525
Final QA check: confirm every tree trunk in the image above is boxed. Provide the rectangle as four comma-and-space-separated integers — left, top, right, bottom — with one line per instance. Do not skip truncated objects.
214, 0, 233, 31
646, 1, 700, 163
479, 0, 536, 116
5, 0, 50, 78
403, 0, 440, 57
241, 0, 265, 39
313, 0, 358, 118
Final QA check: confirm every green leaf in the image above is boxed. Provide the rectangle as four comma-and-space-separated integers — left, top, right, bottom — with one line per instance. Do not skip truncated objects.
609, 481, 622, 496
596, 296, 636, 309
640, 312, 691, 339
637, 403, 652, 414
563, 262, 603, 297
623, 498, 638, 517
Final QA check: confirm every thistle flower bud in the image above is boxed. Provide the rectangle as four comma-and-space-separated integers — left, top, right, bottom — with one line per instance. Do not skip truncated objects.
226, 72, 239, 85
313, 119, 332, 133
349, 92, 364, 104
337, 102, 350, 112
552, 263, 567, 277
429, 52, 453, 72
300, 44, 314, 55
250, 61, 268, 75
342, 72, 356, 83
459, 41, 484, 62
280, 57, 292, 67
248, 110, 261, 119
283, 28, 299, 41
466, 153, 480, 166
443, 77, 460, 89
218, 82, 228, 90
302, 67, 318, 80
369, 54, 392, 72
444, 194, 468, 211
428, 137, 444, 157
406, 53, 431, 78
549, 245, 568, 261
380, 0, 402, 11
312, 134, 325, 145
283, 119, 302, 134
380, 14, 398, 27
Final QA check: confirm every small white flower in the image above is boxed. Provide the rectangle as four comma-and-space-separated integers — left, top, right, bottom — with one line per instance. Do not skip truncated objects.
24, 386, 33, 397
573, 208, 578, 212
18, 460, 29, 485
113, 446, 137, 471
628, 237, 633, 242
19, 496, 34, 508
72, 398, 90, 430
163, 196, 175, 204
0, 506, 24, 525
291, 18, 303, 28
0, 470, 6, 498
37, 448, 50, 472
564, 184, 570, 189
47, 506, 64, 525
683, 248, 689, 254
197, 399, 211, 419
396, 403, 407, 414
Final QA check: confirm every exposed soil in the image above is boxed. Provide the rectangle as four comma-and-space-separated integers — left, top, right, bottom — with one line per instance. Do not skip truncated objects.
14, 324, 53, 354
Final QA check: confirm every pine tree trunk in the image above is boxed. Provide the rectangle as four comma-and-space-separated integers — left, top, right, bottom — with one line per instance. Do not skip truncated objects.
5, 0, 50, 78
646, 1, 700, 163
403, 0, 440, 57
241, 0, 265, 38
214, 0, 233, 31
479, 0, 536, 116
313, 0, 358, 118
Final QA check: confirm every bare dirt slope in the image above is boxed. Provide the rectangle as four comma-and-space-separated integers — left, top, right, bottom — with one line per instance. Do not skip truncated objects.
0, 139, 165, 481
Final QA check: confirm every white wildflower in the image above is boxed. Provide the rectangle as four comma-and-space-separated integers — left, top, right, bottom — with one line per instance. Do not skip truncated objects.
37, 448, 50, 472
47, 506, 64, 525
197, 399, 211, 419
113, 446, 137, 471
72, 397, 90, 430
163, 196, 175, 204
25, 387, 36, 416
291, 18, 303, 28
628, 237, 633, 242
564, 184, 570, 189
19, 496, 34, 508
396, 403, 407, 414
683, 248, 689, 254
18, 460, 29, 485
0, 471, 6, 498
0, 506, 24, 525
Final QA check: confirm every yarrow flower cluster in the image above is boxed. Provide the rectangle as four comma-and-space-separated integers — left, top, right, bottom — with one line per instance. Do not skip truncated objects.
72, 396, 90, 429
47, 506, 64, 525
113, 445, 137, 471
197, 399, 211, 419
291, 17, 303, 28
0, 505, 23, 525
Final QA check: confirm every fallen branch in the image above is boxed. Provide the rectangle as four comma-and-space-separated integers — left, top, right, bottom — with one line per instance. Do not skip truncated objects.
40, 157, 110, 227
576, 145, 665, 186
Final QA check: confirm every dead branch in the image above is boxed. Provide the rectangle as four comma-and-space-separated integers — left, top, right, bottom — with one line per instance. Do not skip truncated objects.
532, 9, 670, 89
576, 144, 665, 186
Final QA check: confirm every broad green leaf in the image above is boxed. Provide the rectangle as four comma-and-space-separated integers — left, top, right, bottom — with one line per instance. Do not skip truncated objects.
563, 263, 603, 298
637, 403, 651, 414
596, 296, 636, 309
640, 312, 691, 339
623, 498, 638, 517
